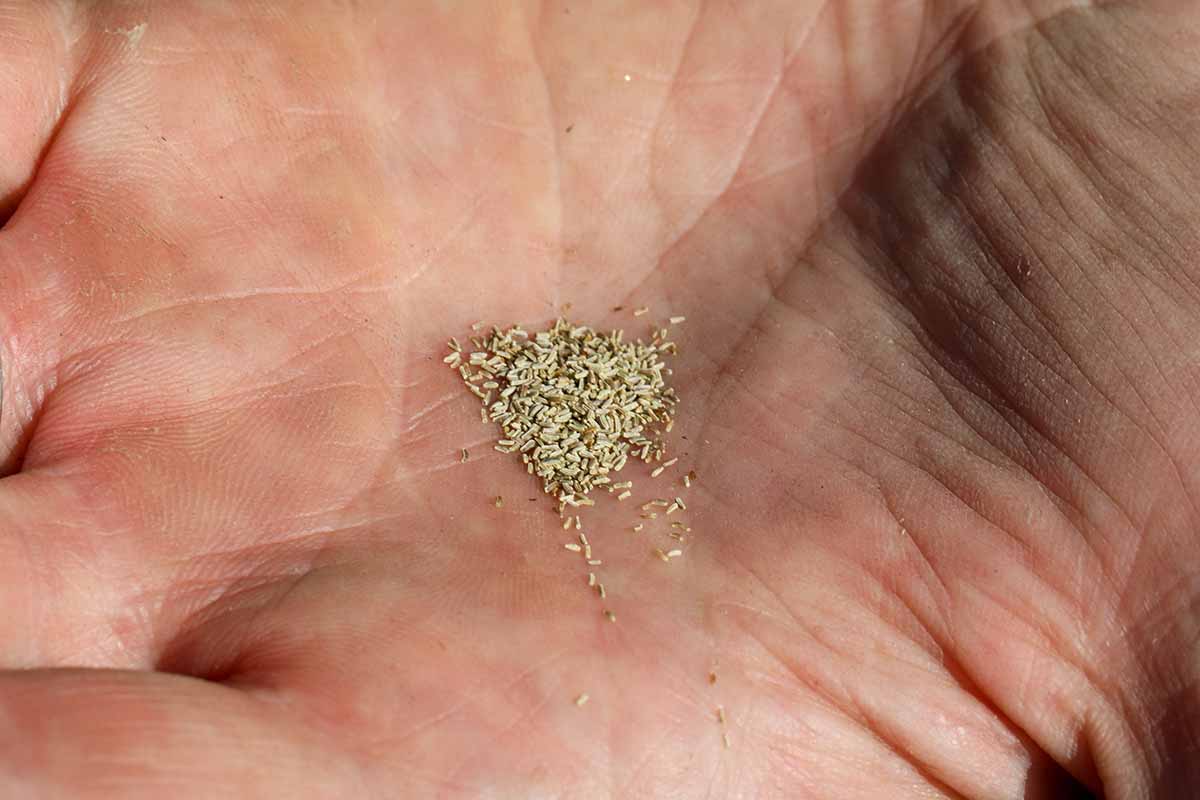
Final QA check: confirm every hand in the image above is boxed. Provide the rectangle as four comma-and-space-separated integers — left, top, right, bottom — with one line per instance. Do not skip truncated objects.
1, 2, 1194, 797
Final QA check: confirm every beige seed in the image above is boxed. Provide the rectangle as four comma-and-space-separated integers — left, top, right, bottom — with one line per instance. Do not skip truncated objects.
669, 531, 685, 541
471, 321, 484, 331
722, 732, 731, 749
641, 512, 658, 520
578, 531, 588, 546
563, 517, 573, 530
494, 495, 504, 508
604, 610, 617, 622
633, 523, 644, 532
666, 548, 683, 558
665, 419, 674, 432
654, 548, 670, 563
633, 307, 649, 317
666, 502, 679, 515
675, 497, 687, 510
584, 544, 592, 559
461, 448, 469, 462
576, 517, 584, 533
716, 706, 726, 724
683, 474, 691, 488
597, 583, 606, 599
442, 352, 461, 364
587, 559, 602, 566
564, 543, 582, 552
663, 458, 679, 468
618, 490, 631, 501
669, 316, 686, 324
588, 572, 596, 586
575, 693, 589, 707
651, 466, 665, 478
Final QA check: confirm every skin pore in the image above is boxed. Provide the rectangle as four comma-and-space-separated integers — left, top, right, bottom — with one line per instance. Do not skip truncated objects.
0, 1, 1196, 797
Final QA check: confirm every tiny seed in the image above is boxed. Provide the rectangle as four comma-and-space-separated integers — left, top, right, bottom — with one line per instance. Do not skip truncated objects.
633, 523, 644, 532
666, 548, 683, 558
597, 583, 606, 598
618, 490, 632, 501
564, 543, 582, 552
708, 672, 717, 685
587, 559, 602, 566
633, 307, 649, 317
578, 531, 588, 546
669, 316, 686, 324
576, 517, 584, 532
722, 732, 731, 749
683, 474, 691, 488
575, 693, 590, 707
563, 517, 573, 530
604, 610, 617, 622
654, 548, 670, 563
716, 706, 726, 725
460, 448, 469, 462
674, 497, 687, 510
666, 502, 679, 515
663, 458, 678, 468
584, 544, 592, 559
588, 572, 596, 586
494, 495, 504, 508
651, 466, 665, 478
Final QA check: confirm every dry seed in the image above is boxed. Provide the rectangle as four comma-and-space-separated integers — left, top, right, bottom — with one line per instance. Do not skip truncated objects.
666, 502, 679, 515
576, 516, 584, 532
575, 693, 589, 707
461, 448, 469, 462
663, 458, 679, 468
665, 419, 674, 432
588, 572, 596, 586
722, 732, 731, 749
633, 523, 644, 532
716, 706, 726, 724
564, 543, 582, 552
650, 466, 665, 478
563, 517, 573, 530
708, 672, 717, 685
633, 307, 649, 317
675, 497, 686, 510
578, 531, 588, 546
640, 512, 658, 520
683, 474, 690, 488
597, 583, 606, 599
669, 316, 686, 324
666, 548, 683, 558
654, 548, 670, 563
669, 531, 685, 541
587, 559, 602, 566
617, 490, 632, 501
494, 495, 504, 508
584, 544, 592, 559
604, 610, 617, 622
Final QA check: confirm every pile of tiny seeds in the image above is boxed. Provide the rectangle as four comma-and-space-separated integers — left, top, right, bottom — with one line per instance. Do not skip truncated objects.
444, 318, 678, 508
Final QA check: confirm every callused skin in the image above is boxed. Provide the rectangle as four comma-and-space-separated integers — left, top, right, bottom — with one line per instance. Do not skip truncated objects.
0, 1, 1195, 798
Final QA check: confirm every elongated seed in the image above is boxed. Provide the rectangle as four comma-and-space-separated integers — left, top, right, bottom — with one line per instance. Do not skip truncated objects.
654, 548, 670, 563
667, 548, 683, 558
666, 502, 679, 515
675, 497, 686, 510
588, 572, 596, 586
663, 458, 678, 467
461, 448, 469, 462
651, 466, 665, 478
494, 495, 504, 508
669, 316, 686, 324
633, 523, 644, 532
563, 517, 573, 530
587, 559, 602, 566
722, 732, 731, 749
633, 307, 649, 317
604, 610, 617, 622
578, 531, 588, 546
618, 490, 632, 501
716, 706, 726, 724
597, 583, 606, 598
564, 543, 582, 552
575, 693, 589, 707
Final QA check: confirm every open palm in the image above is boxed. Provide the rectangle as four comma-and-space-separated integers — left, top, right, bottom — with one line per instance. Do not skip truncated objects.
1, 1, 1196, 797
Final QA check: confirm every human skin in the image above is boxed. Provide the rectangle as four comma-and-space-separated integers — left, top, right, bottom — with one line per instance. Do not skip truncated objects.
0, 0, 1196, 797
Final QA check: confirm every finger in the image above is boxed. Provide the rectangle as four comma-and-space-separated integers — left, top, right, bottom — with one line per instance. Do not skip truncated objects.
0, 668, 362, 798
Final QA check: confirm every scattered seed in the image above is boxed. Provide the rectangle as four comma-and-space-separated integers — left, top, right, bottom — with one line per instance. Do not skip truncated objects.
584, 544, 592, 559
618, 490, 632, 501
588, 572, 596, 586
669, 316, 686, 324
442, 352, 461, 364
667, 548, 683, 558
663, 458, 678, 468
717, 706, 726, 724
471, 321, 484, 331
587, 559, 602, 566
654, 548, 670, 563
671, 521, 689, 530
669, 531, 685, 541
683, 474, 691, 488
633, 307, 649, 317
575, 693, 590, 707
494, 495, 504, 508
651, 466, 665, 478
665, 419, 674, 432
597, 583, 606, 598
666, 502, 680, 515
633, 523, 644, 532
640, 512, 658, 520
722, 732, 731, 749
674, 497, 687, 510
563, 517, 573, 530
576, 517, 584, 532
578, 531, 588, 546
460, 448, 469, 462
604, 610, 617, 622
613, 481, 633, 490
564, 543, 582, 552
